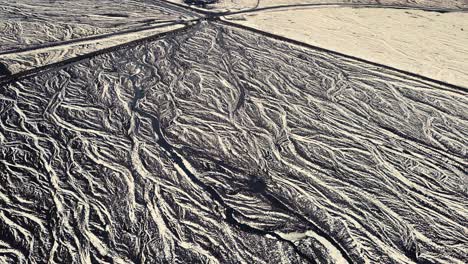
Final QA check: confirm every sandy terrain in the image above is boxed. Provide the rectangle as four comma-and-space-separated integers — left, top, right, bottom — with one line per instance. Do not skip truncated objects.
0, 24, 184, 76
1, 1, 467, 263
0, 0, 195, 53
1, 20, 466, 263
226, 7, 468, 87
165, 0, 468, 12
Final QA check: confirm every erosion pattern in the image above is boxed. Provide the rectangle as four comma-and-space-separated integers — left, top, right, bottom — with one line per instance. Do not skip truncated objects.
173, 0, 468, 11
0, 24, 184, 76
0, 21, 466, 264
0, 0, 193, 53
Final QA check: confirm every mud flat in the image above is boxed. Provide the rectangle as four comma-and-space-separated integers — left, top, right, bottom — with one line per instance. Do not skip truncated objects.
1, 20, 466, 263
226, 7, 468, 87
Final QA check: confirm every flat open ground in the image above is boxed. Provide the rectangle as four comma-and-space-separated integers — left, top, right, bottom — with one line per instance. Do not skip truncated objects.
226, 7, 468, 87
164, 0, 468, 12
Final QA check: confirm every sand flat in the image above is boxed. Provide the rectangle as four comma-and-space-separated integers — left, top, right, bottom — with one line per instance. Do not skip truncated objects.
226, 7, 468, 87
164, 0, 468, 12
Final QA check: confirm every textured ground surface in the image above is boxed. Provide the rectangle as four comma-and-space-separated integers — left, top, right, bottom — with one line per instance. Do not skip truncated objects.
226, 7, 468, 88
165, 0, 468, 12
0, 0, 195, 53
0, 23, 184, 75
1, 21, 467, 264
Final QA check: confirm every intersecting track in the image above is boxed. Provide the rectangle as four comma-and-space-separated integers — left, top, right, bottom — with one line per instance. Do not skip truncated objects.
2, 13, 466, 93
0, 1, 467, 264
2, 0, 467, 88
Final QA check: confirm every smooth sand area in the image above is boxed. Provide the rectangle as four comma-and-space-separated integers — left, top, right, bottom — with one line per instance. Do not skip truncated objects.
227, 8, 468, 87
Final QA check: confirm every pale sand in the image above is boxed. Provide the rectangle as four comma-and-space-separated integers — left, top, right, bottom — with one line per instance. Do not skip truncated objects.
226, 8, 468, 87
166, 0, 468, 13
0, 24, 184, 74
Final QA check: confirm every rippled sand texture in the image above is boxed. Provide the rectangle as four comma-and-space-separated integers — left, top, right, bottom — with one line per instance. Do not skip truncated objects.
166, 0, 468, 12
0, 24, 184, 75
226, 8, 468, 88
0, 0, 194, 53
1, 21, 466, 263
